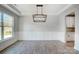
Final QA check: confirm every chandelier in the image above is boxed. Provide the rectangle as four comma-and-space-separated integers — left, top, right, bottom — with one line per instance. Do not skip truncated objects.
33, 5, 47, 22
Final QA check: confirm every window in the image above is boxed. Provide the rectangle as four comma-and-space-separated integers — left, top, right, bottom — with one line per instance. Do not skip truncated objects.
0, 12, 2, 40
0, 12, 14, 40
3, 13, 13, 39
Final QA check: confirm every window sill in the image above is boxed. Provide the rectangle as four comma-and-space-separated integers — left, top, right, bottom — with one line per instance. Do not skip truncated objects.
0, 37, 13, 43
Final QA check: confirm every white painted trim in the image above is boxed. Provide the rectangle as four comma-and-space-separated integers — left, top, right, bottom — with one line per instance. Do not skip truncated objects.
57, 4, 72, 15
18, 4, 73, 16
1, 4, 72, 16
1, 4, 21, 16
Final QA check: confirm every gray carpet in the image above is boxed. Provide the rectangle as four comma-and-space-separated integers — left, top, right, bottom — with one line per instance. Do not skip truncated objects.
0, 40, 79, 54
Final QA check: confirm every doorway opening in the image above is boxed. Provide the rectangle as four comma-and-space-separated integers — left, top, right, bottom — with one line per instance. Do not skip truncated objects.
65, 12, 75, 48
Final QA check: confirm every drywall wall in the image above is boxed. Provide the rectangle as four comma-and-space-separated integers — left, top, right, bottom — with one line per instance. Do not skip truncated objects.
0, 5, 19, 51
18, 4, 79, 51
74, 5, 79, 51
59, 4, 79, 51
18, 15, 64, 42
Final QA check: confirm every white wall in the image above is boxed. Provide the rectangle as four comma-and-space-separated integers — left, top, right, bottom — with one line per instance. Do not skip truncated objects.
19, 4, 79, 51
74, 5, 79, 51
59, 4, 79, 51
18, 15, 64, 42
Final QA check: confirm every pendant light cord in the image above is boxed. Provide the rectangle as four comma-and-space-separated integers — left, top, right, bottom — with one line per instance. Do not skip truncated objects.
36, 5, 43, 15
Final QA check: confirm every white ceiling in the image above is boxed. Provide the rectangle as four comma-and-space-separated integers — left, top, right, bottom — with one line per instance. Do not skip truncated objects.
16, 4, 72, 16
